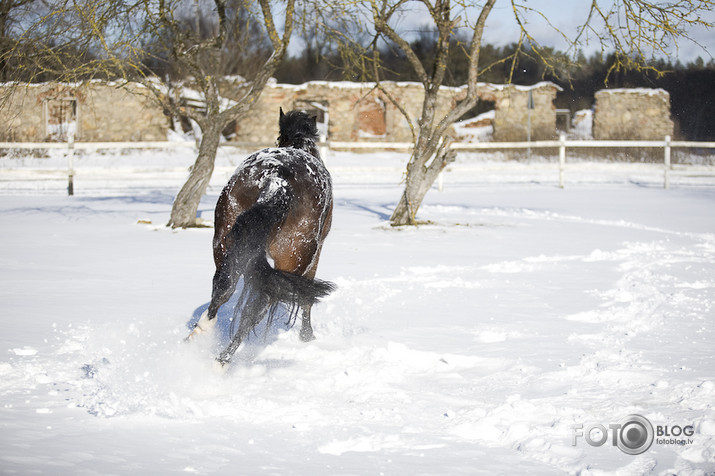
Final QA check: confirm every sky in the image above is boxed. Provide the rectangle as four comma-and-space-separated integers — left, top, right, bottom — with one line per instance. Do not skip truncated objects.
479, 1, 714, 63
361, 0, 714, 64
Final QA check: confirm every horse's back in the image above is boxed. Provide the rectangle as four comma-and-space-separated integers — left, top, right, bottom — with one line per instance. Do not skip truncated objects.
214, 147, 332, 275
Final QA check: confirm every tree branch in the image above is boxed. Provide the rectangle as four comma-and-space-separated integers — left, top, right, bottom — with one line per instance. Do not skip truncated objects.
220, 0, 294, 122
431, 0, 496, 142
370, 0, 429, 85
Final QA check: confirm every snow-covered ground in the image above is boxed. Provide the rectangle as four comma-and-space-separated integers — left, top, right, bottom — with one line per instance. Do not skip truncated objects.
1, 148, 714, 475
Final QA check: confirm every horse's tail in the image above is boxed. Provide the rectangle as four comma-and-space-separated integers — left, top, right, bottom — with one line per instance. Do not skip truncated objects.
221, 181, 334, 335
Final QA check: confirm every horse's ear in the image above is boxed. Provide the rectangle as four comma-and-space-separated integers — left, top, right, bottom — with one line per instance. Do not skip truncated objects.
310, 115, 317, 126
280, 107, 285, 119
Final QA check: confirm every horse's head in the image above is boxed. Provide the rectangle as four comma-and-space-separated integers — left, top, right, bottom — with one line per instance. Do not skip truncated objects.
277, 108, 320, 158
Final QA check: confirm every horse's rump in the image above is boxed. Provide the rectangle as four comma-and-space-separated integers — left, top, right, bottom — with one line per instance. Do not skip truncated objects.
215, 147, 332, 264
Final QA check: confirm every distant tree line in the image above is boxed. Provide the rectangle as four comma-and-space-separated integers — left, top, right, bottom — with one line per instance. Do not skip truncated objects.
274, 34, 715, 141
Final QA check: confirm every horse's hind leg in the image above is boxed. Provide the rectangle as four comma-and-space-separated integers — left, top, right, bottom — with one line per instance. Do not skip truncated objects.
216, 292, 270, 366
296, 240, 328, 342
299, 304, 316, 342
216, 330, 243, 366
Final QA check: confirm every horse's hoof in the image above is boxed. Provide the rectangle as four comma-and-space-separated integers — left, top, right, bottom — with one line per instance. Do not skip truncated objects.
186, 311, 216, 341
184, 326, 202, 342
185, 324, 207, 342
213, 358, 229, 373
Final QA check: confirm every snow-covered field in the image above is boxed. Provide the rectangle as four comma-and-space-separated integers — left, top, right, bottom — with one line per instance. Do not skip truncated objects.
1, 148, 714, 475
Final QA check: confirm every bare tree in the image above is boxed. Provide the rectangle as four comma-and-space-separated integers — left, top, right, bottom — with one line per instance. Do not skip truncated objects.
0, 0, 97, 83
0, 0, 36, 81
2, 0, 294, 228
361, 0, 495, 225
145, 0, 295, 228
359, 0, 713, 226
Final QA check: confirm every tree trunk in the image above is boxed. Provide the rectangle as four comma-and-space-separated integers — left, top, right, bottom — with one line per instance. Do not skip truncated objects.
390, 166, 432, 225
390, 78, 457, 226
390, 142, 455, 226
373, 0, 496, 226
167, 122, 223, 228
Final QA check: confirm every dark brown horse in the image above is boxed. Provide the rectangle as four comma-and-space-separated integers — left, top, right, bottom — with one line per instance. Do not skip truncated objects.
188, 109, 334, 366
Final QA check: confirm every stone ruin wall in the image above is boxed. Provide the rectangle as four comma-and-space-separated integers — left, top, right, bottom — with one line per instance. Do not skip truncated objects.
78, 83, 167, 142
228, 81, 458, 144
2, 81, 673, 145
0, 82, 167, 142
1, 80, 562, 145
229, 81, 562, 145
593, 89, 674, 140
0, 86, 46, 141
488, 83, 561, 142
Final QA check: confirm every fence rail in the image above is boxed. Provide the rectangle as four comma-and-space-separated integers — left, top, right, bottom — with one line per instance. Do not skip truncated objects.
2, 135, 714, 194
3, 137, 715, 151
330, 138, 715, 150
331, 135, 715, 189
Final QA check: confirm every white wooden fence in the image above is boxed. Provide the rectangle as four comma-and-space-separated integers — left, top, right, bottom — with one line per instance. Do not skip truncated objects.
330, 135, 715, 190
1, 134, 714, 195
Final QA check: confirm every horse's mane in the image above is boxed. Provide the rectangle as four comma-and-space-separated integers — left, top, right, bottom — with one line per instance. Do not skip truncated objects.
277, 109, 320, 159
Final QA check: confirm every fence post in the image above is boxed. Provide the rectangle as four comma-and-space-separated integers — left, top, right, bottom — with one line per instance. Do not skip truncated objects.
559, 133, 566, 188
67, 133, 75, 196
664, 135, 671, 189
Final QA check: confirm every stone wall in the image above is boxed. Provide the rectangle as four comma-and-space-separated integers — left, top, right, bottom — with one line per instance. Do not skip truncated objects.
78, 83, 167, 141
0, 86, 47, 141
0, 82, 168, 142
486, 82, 562, 142
229, 81, 562, 145
1, 79, 562, 144
227, 81, 458, 144
593, 88, 673, 140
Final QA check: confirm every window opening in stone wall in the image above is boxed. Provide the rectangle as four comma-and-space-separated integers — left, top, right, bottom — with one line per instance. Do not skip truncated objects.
555, 109, 571, 133
356, 97, 386, 139
45, 98, 77, 141
293, 99, 329, 140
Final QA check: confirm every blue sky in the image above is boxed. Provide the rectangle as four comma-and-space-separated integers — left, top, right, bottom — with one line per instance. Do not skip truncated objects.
478, 1, 714, 63
284, 1, 712, 63
369, 0, 714, 63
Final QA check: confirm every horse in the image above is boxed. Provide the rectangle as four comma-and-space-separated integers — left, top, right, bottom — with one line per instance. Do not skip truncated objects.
187, 109, 334, 366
